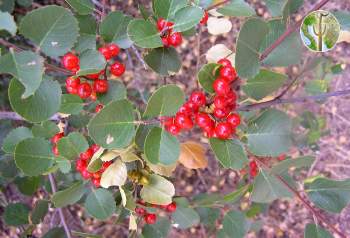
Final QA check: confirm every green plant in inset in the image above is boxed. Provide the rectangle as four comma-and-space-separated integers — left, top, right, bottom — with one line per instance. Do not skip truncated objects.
313, 12, 328, 51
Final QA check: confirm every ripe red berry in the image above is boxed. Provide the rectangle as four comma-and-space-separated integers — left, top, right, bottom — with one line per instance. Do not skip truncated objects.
166, 123, 181, 135
144, 213, 157, 224
215, 122, 233, 139
249, 161, 258, 177
92, 171, 102, 179
175, 113, 193, 130
217, 58, 232, 67
225, 90, 237, 105
203, 125, 215, 138
168, 32, 182, 47
200, 11, 209, 25
76, 159, 87, 171
62, 52, 79, 71
161, 37, 170, 47
52, 145, 59, 156
51, 132, 64, 144
214, 96, 228, 109
219, 66, 236, 82
110, 62, 126, 77
77, 83, 92, 99
98, 46, 113, 60
190, 91, 206, 107
66, 86, 78, 95
227, 113, 241, 128
185, 101, 199, 113
195, 113, 213, 128
135, 207, 146, 215
93, 79, 109, 93
108, 44, 120, 57
166, 202, 177, 213
90, 144, 101, 153
213, 108, 229, 119
157, 18, 167, 31
213, 78, 230, 96
80, 148, 93, 161
92, 178, 101, 187
66, 76, 80, 88
95, 104, 103, 113
178, 105, 192, 115
81, 169, 92, 179
278, 154, 286, 161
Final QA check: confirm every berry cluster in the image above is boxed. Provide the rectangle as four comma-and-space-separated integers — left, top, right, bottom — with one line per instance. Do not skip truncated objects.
62, 44, 125, 100
75, 145, 112, 187
161, 58, 240, 140
135, 201, 177, 224
157, 18, 182, 48
200, 11, 209, 25
51, 132, 64, 156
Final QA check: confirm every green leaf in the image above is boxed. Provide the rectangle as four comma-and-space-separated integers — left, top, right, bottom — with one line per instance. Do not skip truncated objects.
42, 228, 66, 238
198, 63, 220, 94
222, 210, 248, 238
15, 176, 41, 196
31, 200, 49, 225
304, 223, 333, 238
333, 10, 350, 31
98, 80, 126, 105
9, 78, 62, 123
85, 188, 116, 219
88, 99, 136, 149
304, 177, 350, 213
305, 80, 328, 96
57, 132, 89, 160
32, 121, 60, 139
144, 47, 181, 76
2, 127, 33, 154
261, 19, 302, 67
4, 203, 30, 226
144, 127, 180, 165
0, 155, 18, 179
153, 0, 187, 20
52, 181, 85, 208
74, 15, 96, 52
171, 206, 200, 229
140, 174, 175, 205
0, 51, 44, 98
77, 49, 107, 76
0, 11, 16, 35
209, 138, 248, 169
74, 34, 96, 53
246, 109, 292, 157
235, 18, 269, 78
172, 6, 203, 32
56, 157, 71, 173
143, 84, 185, 118
19, 5, 79, 57
282, 0, 303, 20
263, 0, 287, 17
127, 19, 162, 48
65, 0, 94, 15
60, 94, 84, 115
223, 185, 250, 203
196, 207, 220, 227
271, 156, 315, 174
100, 11, 133, 48
0, 0, 14, 13
251, 169, 293, 203
142, 217, 171, 238
14, 138, 54, 176
16, 0, 33, 7
242, 69, 287, 100
217, 0, 255, 17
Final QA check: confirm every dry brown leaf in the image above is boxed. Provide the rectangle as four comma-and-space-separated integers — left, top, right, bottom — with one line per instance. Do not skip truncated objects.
179, 141, 208, 169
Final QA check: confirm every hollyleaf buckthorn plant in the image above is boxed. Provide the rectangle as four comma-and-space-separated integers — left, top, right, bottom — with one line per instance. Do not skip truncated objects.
0, 1, 349, 238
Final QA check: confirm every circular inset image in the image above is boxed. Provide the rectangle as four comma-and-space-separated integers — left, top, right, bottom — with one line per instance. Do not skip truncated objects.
300, 10, 340, 52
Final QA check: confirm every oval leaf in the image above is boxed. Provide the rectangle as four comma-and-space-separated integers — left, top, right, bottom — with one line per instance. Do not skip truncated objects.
85, 188, 116, 219
57, 132, 89, 160
140, 174, 175, 205
179, 141, 208, 169
77, 49, 107, 76
51, 181, 85, 208
144, 47, 181, 76
172, 6, 203, 32
127, 19, 162, 48
100, 160, 127, 188
198, 63, 221, 94
2, 127, 33, 154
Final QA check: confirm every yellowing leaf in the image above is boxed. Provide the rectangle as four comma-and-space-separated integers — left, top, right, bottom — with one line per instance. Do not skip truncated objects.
148, 162, 177, 177
207, 17, 232, 35
206, 44, 235, 66
100, 150, 119, 162
129, 214, 137, 230
120, 186, 127, 207
179, 141, 208, 169
100, 160, 127, 188
140, 174, 175, 205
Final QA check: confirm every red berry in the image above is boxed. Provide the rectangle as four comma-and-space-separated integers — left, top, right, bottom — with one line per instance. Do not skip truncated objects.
144, 213, 157, 224
135, 207, 146, 215
249, 161, 257, 168
86, 73, 100, 80
102, 161, 112, 171
278, 154, 286, 161
99, 46, 113, 60
52, 145, 59, 156
200, 11, 209, 25
66, 86, 78, 94
165, 123, 181, 135
77, 83, 92, 99
213, 108, 229, 119
108, 44, 120, 57
91, 144, 101, 153
215, 122, 233, 139
161, 37, 170, 47
178, 105, 192, 115
168, 32, 182, 47
92, 171, 102, 179
214, 96, 228, 109
137, 200, 146, 206
81, 169, 92, 179
157, 18, 167, 31
249, 161, 258, 177
166, 202, 177, 213
227, 113, 241, 128
175, 113, 193, 130
76, 159, 87, 171
51, 132, 64, 144
80, 148, 93, 161
190, 91, 206, 107
195, 113, 213, 128
217, 58, 232, 67
66, 76, 80, 88
185, 101, 199, 113
62, 52, 79, 71
93, 79, 109, 93
110, 62, 126, 77
203, 125, 215, 138
225, 90, 237, 105
92, 178, 101, 187
166, 21, 174, 28
95, 104, 104, 113
213, 78, 230, 96
219, 66, 236, 82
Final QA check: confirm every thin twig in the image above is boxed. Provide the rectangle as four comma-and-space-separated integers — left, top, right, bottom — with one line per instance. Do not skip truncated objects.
48, 174, 72, 238
0, 112, 60, 121
131, 45, 147, 70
